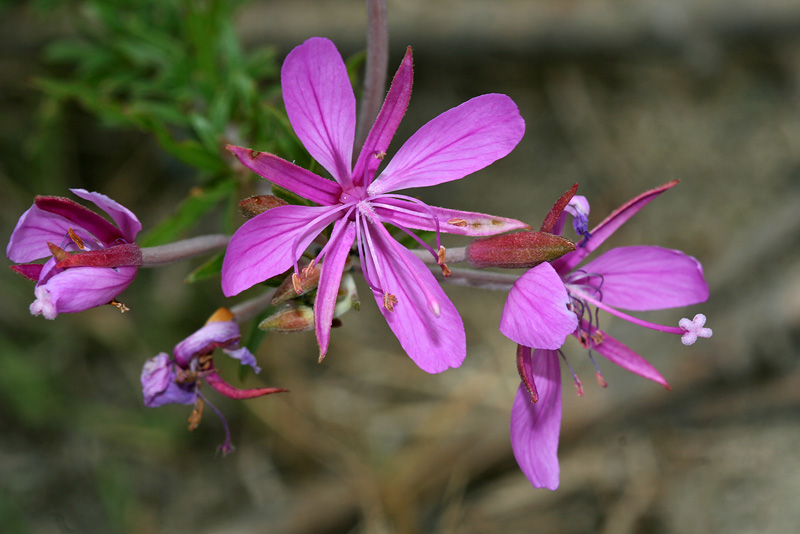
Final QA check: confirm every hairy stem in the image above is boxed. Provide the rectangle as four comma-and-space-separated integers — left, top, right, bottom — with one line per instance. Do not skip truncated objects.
140, 235, 230, 267
355, 0, 389, 150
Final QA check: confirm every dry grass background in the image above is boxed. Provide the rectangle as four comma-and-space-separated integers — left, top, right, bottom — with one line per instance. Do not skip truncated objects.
1, 1, 799, 533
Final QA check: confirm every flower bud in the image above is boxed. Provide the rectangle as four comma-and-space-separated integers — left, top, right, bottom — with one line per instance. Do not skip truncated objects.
238, 195, 288, 219
466, 231, 576, 269
258, 302, 315, 333
271, 263, 321, 305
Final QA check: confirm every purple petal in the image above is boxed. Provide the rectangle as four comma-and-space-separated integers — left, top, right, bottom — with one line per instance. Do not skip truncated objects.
227, 146, 341, 206
224, 347, 261, 374
368, 94, 525, 194
374, 199, 530, 236
352, 46, 413, 188
221, 204, 341, 297
7, 205, 78, 263
578, 321, 669, 388
367, 227, 466, 373
510, 349, 562, 490
70, 189, 141, 242
577, 246, 709, 311
34, 195, 124, 246
281, 37, 355, 185
500, 263, 578, 350
31, 265, 137, 319
141, 353, 196, 407
315, 220, 356, 360
555, 180, 679, 274
174, 321, 243, 368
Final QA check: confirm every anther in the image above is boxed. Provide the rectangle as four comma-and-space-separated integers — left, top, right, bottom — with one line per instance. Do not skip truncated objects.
373, 151, 386, 160
67, 228, 86, 250
383, 292, 398, 312
447, 218, 468, 227
595, 371, 608, 388
188, 397, 204, 431
109, 299, 130, 313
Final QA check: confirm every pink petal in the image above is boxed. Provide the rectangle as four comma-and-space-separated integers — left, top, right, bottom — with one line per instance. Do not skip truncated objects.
281, 37, 355, 185
352, 47, 413, 188
141, 353, 197, 407
315, 220, 356, 360
578, 321, 669, 388
374, 199, 530, 236
174, 321, 242, 367
578, 246, 709, 311
367, 227, 466, 373
33, 265, 137, 317
221, 205, 341, 297
227, 146, 341, 206
367, 94, 525, 195
7, 205, 75, 263
70, 188, 141, 242
555, 180, 678, 274
510, 349, 562, 490
500, 263, 578, 350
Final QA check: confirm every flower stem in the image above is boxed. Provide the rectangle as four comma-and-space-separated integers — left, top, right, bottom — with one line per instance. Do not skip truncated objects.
140, 235, 230, 267
230, 288, 278, 324
355, 0, 389, 150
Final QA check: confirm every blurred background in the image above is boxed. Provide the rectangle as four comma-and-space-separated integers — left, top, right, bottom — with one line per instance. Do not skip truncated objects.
1, 0, 799, 532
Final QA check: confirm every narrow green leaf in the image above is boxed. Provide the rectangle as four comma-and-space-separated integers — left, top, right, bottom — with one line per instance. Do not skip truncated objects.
184, 252, 224, 284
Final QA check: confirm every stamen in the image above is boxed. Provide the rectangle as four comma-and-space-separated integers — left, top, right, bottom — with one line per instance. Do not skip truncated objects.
383, 292, 398, 311
679, 314, 713, 345
289, 204, 350, 277
188, 396, 204, 431
587, 351, 608, 387
198, 391, 235, 456
109, 299, 130, 313
67, 228, 86, 250
559, 350, 584, 396
447, 218, 468, 227
372, 193, 443, 251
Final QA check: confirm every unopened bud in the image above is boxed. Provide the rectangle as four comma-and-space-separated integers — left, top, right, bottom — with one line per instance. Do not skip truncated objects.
334, 273, 360, 318
238, 195, 288, 219
258, 302, 315, 333
272, 263, 321, 305
466, 231, 576, 269
205, 307, 234, 325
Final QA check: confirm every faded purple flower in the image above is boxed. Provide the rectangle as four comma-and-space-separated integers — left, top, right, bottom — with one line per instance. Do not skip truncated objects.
141, 311, 286, 453
6, 189, 142, 319
222, 37, 527, 372
502, 181, 712, 489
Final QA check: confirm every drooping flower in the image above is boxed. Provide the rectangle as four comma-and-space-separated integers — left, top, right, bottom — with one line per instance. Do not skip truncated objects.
141, 308, 286, 453
501, 181, 712, 489
222, 37, 527, 373
6, 189, 142, 319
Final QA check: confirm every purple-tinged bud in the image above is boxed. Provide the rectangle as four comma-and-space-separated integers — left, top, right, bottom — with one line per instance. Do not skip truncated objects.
466, 231, 576, 269
238, 195, 288, 219
258, 302, 315, 333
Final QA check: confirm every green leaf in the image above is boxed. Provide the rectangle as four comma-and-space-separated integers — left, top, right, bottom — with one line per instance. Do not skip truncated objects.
139, 179, 237, 247
184, 252, 224, 284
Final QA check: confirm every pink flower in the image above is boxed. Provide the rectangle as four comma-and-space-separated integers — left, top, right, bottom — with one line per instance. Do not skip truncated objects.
6, 189, 142, 319
502, 181, 712, 489
141, 314, 286, 453
222, 38, 527, 372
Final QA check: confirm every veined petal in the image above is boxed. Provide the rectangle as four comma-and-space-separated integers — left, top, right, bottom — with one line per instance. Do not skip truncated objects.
500, 263, 578, 350
221, 205, 340, 297
71, 189, 141, 242
368, 94, 525, 194
32, 265, 137, 317
227, 146, 341, 206
281, 37, 355, 185
315, 220, 356, 360
510, 349, 562, 490
7, 205, 76, 263
174, 321, 242, 368
368, 228, 466, 373
374, 199, 530, 236
556, 180, 679, 274
352, 46, 413, 188
578, 321, 669, 388
34, 195, 124, 245
578, 246, 709, 311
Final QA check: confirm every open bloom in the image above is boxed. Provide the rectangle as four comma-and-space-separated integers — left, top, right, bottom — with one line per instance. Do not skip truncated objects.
222, 37, 527, 372
6, 189, 142, 319
141, 309, 286, 453
501, 181, 711, 489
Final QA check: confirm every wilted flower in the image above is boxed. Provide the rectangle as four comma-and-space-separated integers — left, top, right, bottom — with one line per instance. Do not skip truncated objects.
141, 308, 285, 453
502, 181, 712, 489
7, 189, 142, 319
222, 37, 528, 372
